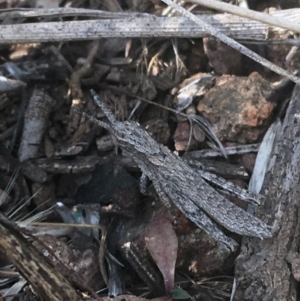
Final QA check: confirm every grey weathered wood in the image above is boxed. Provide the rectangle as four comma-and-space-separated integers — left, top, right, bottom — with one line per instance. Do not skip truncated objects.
1, 8, 300, 45
0, 14, 267, 44
235, 84, 300, 300
0, 7, 151, 20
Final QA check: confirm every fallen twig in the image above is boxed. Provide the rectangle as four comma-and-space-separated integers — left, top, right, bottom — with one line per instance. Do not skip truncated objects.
1, 10, 300, 44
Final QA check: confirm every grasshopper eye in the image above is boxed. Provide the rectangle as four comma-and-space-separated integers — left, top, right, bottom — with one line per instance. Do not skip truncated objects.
159, 150, 166, 158
118, 132, 125, 139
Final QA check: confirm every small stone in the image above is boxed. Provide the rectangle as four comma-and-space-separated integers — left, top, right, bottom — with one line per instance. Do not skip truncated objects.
197, 73, 275, 143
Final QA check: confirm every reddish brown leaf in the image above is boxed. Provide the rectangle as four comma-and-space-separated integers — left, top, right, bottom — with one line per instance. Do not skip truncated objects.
145, 217, 178, 294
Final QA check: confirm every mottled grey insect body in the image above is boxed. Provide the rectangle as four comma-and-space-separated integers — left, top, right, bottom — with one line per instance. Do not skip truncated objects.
88, 90, 272, 251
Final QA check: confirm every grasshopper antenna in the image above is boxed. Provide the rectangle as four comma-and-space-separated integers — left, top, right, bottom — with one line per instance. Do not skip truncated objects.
90, 89, 116, 124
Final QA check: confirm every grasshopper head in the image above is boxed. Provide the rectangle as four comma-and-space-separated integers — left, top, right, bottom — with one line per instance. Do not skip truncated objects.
113, 120, 162, 155
90, 90, 162, 156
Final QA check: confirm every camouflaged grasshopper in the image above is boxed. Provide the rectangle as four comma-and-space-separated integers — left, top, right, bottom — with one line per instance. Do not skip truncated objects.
83, 89, 272, 251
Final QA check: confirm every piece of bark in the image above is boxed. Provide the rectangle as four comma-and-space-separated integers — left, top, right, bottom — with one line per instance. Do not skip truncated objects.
33, 234, 102, 291
34, 156, 104, 174
0, 213, 85, 301
18, 87, 56, 162
235, 84, 300, 300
